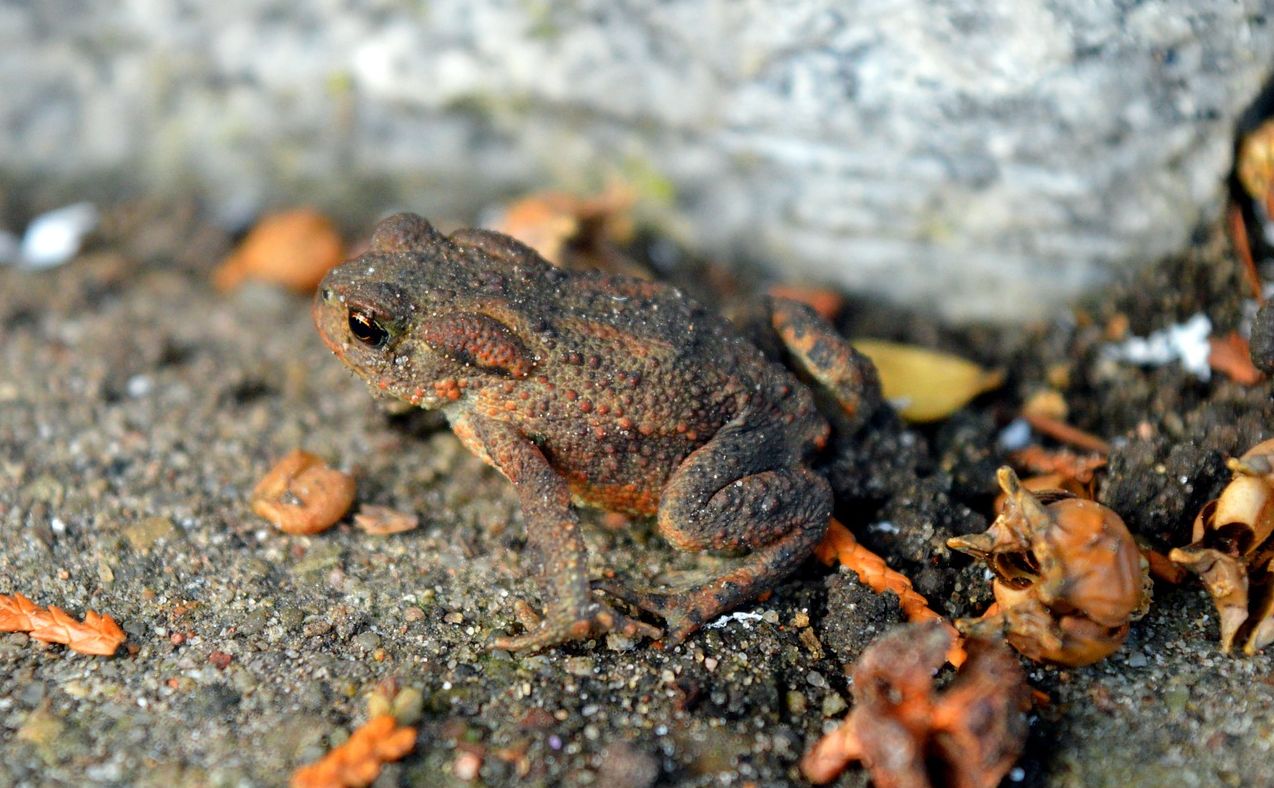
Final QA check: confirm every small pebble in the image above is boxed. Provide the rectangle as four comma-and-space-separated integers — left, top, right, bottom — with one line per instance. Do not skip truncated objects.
353, 631, 380, 653
821, 693, 848, 717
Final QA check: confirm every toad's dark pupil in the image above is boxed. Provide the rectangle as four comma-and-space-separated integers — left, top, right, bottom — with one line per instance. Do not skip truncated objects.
348, 309, 388, 347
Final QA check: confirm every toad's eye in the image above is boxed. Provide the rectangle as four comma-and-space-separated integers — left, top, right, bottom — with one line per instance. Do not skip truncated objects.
348, 308, 389, 348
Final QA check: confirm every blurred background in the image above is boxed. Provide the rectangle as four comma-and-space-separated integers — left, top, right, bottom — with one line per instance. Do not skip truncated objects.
1, 0, 1272, 321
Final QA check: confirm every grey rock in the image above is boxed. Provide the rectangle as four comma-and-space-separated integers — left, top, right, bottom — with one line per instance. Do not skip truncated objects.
1, 0, 1271, 320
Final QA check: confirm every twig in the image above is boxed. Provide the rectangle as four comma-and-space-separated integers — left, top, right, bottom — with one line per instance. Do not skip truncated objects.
816, 519, 965, 666
1020, 412, 1111, 454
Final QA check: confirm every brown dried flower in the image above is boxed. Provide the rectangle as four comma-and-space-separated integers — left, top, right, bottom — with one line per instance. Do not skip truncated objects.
948, 467, 1149, 666
801, 623, 1030, 787
1170, 438, 1274, 654
251, 450, 356, 535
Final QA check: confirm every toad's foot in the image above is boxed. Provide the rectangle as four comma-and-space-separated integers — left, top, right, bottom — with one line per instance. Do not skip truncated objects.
492, 599, 662, 652
593, 581, 726, 646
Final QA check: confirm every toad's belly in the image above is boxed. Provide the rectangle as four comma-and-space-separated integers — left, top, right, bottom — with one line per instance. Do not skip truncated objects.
566, 477, 663, 516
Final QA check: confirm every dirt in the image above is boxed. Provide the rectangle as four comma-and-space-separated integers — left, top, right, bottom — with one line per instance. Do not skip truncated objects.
1, 196, 1272, 787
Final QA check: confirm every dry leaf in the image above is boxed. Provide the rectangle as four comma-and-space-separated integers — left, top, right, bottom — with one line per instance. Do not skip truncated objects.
1208, 332, 1263, 386
353, 505, 419, 536
251, 450, 356, 535
214, 208, 345, 293
0, 593, 126, 656
492, 186, 635, 267
291, 715, 417, 788
815, 518, 965, 667
1021, 389, 1068, 421
851, 339, 1003, 422
766, 284, 845, 322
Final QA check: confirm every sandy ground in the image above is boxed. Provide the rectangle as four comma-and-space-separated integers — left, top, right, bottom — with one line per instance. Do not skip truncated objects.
1, 200, 1272, 787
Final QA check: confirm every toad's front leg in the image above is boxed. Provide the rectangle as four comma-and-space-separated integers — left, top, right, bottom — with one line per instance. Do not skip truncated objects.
454, 412, 661, 651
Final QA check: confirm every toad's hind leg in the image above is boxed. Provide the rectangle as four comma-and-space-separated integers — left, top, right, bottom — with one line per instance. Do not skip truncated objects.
598, 419, 832, 643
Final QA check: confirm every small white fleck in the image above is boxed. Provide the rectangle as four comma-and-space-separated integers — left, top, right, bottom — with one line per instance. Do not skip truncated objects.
706, 610, 765, 629
1010, 767, 1025, 781
50, 517, 66, 534
867, 520, 899, 534
18, 203, 99, 269
126, 375, 153, 398
1102, 313, 1212, 380
997, 418, 1032, 451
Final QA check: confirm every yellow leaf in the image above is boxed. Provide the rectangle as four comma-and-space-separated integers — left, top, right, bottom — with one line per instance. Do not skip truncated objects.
852, 340, 1003, 422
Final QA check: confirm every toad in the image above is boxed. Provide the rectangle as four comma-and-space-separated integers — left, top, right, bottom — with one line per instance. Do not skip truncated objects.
313, 213, 877, 650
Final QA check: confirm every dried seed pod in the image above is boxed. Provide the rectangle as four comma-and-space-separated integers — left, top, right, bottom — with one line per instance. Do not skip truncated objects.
1170, 438, 1274, 654
251, 450, 356, 535
801, 622, 1029, 787
949, 467, 1149, 666
1238, 118, 1274, 213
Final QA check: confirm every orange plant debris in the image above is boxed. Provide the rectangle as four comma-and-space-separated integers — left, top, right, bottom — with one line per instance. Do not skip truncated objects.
214, 208, 345, 293
352, 505, 419, 536
1020, 411, 1111, 454
493, 186, 636, 267
1227, 203, 1265, 303
251, 450, 356, 535
0, 593, 126, 656
291, 715, 417, 788
1009, 445, 1106, 484
816, 518, 966, 667
766, 284, 845, 322
1208, 331, 1264, 386
1142, 548, 1186, 585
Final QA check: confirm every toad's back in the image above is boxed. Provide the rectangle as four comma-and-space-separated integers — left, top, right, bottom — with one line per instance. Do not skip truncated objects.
465, 264, 828, 514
